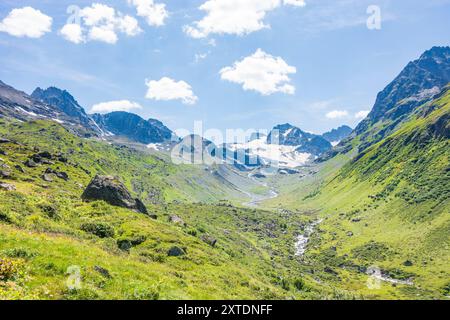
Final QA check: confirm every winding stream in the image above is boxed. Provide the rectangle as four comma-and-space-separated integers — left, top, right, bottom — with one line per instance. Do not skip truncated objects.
242, 173, 279, 207
295, 219, 322, 257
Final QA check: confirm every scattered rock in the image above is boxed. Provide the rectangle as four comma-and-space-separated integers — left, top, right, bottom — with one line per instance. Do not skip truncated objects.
324, 267, 338, 276
0, 182, 15, 191
403, 260, 414, 267
351, 218, 362, 223
24, 159, 39, 168
0, 138, 11, 144
1, 163, 10, 169
0, 170, 11, 178
57, 155, 68, 163
167, 246, 185, 257
56, 172, 69, 181
148, 213, 158, 220
94, 266, 112, 279
201, 235, 217, 247
0, 150, 6, 156
134, 198, 147, 214
14, 165, 25, 173
42, 174, 53, 182
346, 231, 354, 237
168, 214, 186, 226
45, 168, 56, 174
82, 175, 148, 215
33, 151, 52, 160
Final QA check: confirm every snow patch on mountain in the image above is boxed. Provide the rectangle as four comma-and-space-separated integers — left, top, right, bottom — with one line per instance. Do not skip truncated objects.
228, 137, 312, 168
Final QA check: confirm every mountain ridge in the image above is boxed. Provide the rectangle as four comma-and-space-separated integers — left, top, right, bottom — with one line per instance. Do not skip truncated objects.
92, 111, 174, 144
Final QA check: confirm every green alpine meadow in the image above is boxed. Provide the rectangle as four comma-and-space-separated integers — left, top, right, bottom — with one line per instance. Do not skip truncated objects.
0, 1, 449, 302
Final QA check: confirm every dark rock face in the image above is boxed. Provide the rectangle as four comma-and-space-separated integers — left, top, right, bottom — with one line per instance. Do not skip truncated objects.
267, 123, 332, 156
324, 46, 450, 160
167, 246, 185, 257
358, 47, 450, 133
82, 175, 148, 214
322, 125, 353, 144
31, 87, 102, 136
92, 112, 173, 144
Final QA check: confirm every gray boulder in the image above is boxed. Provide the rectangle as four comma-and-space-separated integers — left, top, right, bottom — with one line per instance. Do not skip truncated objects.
0, 170, 11, 179
201, 235, 217, 247
82, 175, 148, 214
168, 214, 186, 226
167, 246, 185, 257
0, 182, 15, 191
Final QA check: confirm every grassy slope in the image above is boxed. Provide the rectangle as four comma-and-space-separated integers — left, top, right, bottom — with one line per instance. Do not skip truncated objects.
0, 118, 349, 300
265, 90, 450, 299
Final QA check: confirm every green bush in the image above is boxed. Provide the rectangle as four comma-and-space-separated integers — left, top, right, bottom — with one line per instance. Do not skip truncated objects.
80, 222, 115, 238
2, 248, 37, 259
128, 286, 160, 300
0, 211, 12, 224
186, 228, 198, 237
293, 278, 305, 291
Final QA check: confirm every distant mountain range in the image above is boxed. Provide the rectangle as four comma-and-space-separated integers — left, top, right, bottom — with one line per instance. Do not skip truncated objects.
0, 80, 176, 144
0, 79, 354, 169
220, 123, 351, 169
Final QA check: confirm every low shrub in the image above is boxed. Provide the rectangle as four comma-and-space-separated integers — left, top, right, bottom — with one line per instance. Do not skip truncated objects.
80, 222, 115, 238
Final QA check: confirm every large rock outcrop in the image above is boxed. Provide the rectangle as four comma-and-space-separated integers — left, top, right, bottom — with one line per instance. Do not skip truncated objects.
82, 175, 148, 214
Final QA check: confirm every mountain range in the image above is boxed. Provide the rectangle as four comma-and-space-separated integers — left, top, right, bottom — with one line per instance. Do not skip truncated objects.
0, 46, 448, 300
0, 80, 353, 169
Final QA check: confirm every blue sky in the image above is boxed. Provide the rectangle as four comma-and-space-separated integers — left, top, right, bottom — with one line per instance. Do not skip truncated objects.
0, 0, 449, 136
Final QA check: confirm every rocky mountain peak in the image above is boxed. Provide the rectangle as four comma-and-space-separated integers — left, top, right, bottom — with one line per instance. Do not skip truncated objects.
356, 46, 450, 134
31, 86, 88, 118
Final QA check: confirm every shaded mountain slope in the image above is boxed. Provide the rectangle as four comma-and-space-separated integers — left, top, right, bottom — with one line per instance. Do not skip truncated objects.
266, 88, 450, 299
92, 112, 173, 144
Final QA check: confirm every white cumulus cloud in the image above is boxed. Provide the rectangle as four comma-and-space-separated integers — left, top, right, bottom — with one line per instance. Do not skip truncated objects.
60, 23, 84, 44
91, 100, 143, 113
145, 77, 198, 105
184, 0, 306, 38
355, 110, 370, 119
0, 7, 52, 38
220, 49, 296, 95
326, 110, 349, 119
60, 3, 142, 44
128, 0, 169, 26
283, 0, 306, 7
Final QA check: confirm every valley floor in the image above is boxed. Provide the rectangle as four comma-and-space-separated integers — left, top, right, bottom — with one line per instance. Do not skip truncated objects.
0, 115, 448, 300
